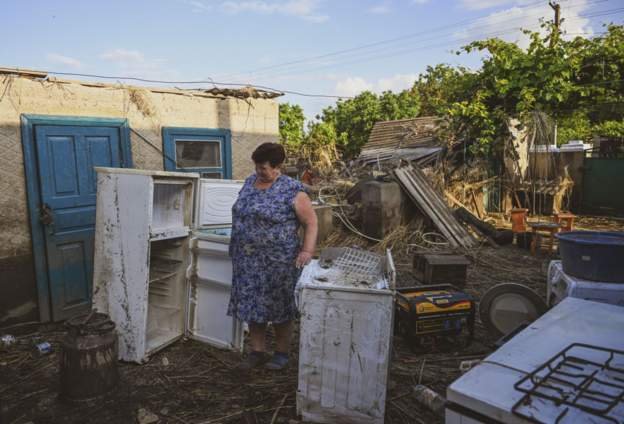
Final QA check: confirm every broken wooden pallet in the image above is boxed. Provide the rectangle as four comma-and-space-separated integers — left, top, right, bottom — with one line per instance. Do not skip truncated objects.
394, 166, 477, 249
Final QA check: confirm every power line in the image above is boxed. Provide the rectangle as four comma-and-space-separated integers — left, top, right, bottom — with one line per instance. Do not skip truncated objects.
219, 0, 609, 81
217, 0, 559, 80
38, 4, 621, 100
249, 11, 621, 82
232, 0, 617, 81
43, 70, 353, 99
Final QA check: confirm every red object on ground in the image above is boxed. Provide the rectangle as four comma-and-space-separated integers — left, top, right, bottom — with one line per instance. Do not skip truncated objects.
511, 208, 529, 233
554, 212, 576, 232
301, 169, 314, 186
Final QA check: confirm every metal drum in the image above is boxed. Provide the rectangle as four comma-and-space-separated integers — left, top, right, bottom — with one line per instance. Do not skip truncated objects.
60, 312, 119, 402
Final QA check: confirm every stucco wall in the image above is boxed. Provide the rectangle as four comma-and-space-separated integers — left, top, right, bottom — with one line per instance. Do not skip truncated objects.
0, 75, 278, 325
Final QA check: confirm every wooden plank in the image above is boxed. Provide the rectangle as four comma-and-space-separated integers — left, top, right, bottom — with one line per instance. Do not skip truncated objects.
395, 167, 476, 248
454, 207, 499, 248
400, 169, 464, 247
406, 169, 470, 240
397, 168, 462, 247
396, 168, 467, 248
401, 168, 467, 247
394, 168, 460, 247
471, 190, 485, 219
404, 168, 475, 247
0, 67, 48, 78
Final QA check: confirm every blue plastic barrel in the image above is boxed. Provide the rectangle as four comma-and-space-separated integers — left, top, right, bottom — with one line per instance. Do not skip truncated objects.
555, 231, 624, 282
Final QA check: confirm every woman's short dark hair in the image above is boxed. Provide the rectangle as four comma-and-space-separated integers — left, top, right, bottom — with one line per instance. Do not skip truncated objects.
251, 143, 286, 167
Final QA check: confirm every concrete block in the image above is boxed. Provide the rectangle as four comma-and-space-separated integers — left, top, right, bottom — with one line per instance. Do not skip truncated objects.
314, 205, 334, 243
361, 180, 402, 239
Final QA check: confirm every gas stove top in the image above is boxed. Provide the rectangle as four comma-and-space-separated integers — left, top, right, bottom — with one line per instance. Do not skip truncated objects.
512, 343, 624, 423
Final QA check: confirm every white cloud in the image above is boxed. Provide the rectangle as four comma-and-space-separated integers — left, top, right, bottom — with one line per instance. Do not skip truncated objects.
377, 73, 419, 92
334, 73, 418, 97
220, 0, 328, 22
99, 48, 175, 80
46, 53, 83, 69
368, 3, 391, 14
456, 0, 593, 49
335, 77, 374, 97
257, 55, 273, 65
459, 0, 512, 10
185, 0, 212, 12
100, 48, 145, 64
412, 0, 429, 4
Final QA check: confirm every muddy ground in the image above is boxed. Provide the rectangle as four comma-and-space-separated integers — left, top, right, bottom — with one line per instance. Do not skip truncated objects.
1, 215, 622, 424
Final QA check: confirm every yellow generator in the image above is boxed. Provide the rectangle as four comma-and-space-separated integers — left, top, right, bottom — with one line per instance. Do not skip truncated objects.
395, 285, 475, 350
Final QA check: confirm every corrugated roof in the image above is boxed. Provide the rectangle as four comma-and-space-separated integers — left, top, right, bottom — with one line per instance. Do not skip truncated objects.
362, 116, 442, 152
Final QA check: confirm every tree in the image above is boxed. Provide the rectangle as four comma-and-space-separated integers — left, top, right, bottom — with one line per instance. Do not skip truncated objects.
413, 64, 474, 116
448, 23, 624, 153
278, 103, 305, 148
281, 23, 624, 161
319, 89, 420, 158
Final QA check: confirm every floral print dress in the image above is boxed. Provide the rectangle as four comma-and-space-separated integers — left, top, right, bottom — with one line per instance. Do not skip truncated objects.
227, 174, 306, 324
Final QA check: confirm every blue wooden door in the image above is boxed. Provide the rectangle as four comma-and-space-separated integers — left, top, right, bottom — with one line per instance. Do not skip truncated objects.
34, 125, 122, 320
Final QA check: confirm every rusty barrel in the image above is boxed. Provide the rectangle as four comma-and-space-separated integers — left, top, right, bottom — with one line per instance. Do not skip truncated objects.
60, 312, 119, 402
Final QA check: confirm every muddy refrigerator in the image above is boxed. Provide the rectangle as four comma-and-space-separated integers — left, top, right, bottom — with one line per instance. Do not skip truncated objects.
92, 168, 244, 363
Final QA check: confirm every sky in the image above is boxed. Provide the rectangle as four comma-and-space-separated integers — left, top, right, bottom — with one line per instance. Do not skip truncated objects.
2, 0, 622, 120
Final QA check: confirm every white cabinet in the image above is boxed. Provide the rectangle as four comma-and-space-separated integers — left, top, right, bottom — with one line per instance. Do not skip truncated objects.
92, 167, 243, 363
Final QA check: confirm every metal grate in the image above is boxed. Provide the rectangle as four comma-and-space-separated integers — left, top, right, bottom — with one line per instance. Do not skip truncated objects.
512, 343, 624, 423
321, 248, 384, 287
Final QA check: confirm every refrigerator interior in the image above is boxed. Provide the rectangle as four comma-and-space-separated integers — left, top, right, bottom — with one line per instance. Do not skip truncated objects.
146, 178, 194, 353
146, 238, 189, 353
151, 180, 194, 240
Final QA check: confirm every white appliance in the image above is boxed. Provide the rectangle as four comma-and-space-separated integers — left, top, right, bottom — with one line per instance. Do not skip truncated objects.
559, 140, 592, 152
92, 167, 244, 363
446, 298, 624, 424
547, 260, 624, 307
296, 247, 396, 424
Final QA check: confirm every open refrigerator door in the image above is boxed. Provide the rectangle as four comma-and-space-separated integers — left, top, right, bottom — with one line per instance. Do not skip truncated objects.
186, 178, 245, 351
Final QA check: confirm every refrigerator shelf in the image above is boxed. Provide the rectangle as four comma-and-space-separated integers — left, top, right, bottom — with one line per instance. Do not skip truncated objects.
146, 328, 180, 353
150, 227, 190, 241
149, 270, 178, 284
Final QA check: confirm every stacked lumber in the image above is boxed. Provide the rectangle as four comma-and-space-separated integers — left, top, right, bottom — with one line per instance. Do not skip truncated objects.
394, 166, 477, 249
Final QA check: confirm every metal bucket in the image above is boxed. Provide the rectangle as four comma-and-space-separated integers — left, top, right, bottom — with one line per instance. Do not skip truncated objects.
60, 312, 119, 402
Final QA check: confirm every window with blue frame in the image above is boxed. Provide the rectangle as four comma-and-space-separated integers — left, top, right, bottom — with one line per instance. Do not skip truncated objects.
162, 127, 232, 179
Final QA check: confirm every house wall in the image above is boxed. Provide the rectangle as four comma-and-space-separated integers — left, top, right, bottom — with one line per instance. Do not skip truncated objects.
0, 75, 279, 326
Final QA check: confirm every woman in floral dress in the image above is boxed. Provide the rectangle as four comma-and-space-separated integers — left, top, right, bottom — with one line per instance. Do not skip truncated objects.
228, 143, 318, 370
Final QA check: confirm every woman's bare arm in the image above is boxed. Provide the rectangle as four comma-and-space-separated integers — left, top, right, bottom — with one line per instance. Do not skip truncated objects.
294, 191, 318, 268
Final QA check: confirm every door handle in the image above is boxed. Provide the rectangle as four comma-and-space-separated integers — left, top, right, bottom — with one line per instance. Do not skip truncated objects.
39, 203, 54, 226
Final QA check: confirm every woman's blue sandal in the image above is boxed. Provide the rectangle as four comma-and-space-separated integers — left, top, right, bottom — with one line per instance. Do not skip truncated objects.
265, 352, 289, 370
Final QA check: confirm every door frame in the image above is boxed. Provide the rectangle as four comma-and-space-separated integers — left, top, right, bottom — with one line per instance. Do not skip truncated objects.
20, 114, 133, 322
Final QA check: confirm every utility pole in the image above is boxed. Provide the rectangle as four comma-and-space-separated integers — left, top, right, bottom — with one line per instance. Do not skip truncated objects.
549, 1, 561, 47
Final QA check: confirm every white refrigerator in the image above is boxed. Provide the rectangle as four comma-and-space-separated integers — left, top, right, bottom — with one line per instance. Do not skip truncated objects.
92, 167, 244, 363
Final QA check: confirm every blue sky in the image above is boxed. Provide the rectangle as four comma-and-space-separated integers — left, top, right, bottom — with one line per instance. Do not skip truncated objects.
2, 0, 622, 119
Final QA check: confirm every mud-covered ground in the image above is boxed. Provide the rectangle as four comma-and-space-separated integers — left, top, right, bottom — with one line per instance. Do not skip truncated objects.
1, 215, 622, 424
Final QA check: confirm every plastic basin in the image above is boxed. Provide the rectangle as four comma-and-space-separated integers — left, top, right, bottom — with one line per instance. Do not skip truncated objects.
555, 231, 624, 282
